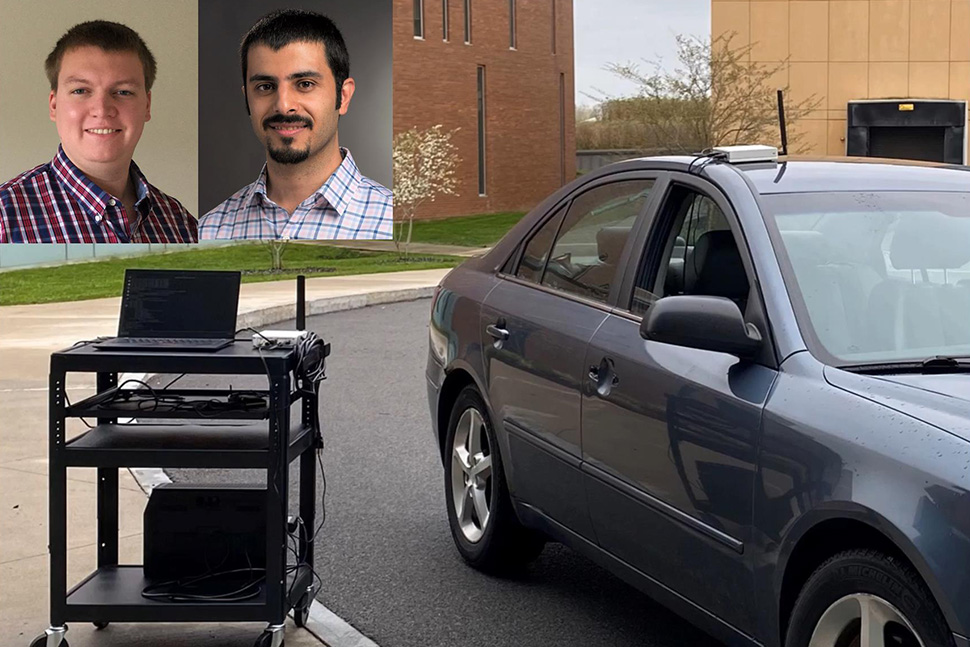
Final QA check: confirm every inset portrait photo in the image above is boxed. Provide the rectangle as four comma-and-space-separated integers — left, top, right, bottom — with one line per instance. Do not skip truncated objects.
0, 0, 199, 243
199, 1, 393, 241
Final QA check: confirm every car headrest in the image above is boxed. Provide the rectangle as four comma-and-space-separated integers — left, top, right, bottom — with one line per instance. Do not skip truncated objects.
890, 214, 970, 270
665, 257, 685, 295
596, 226, 630, 264
780, 230, 832, 265
686, 230, 749, 300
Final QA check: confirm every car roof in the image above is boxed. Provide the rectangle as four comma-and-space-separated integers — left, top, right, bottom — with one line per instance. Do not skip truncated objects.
604, 155, 970, 195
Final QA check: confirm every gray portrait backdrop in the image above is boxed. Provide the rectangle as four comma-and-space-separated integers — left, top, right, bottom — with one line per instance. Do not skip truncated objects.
198, 0, 392, 215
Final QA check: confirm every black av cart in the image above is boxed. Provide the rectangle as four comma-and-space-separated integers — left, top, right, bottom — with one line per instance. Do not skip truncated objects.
33, 341, 320, 647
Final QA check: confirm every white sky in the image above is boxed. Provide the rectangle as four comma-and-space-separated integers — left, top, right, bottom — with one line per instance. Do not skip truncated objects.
574, 0, 711, 107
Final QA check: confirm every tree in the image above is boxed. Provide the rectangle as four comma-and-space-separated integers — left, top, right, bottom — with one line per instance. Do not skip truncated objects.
595, 33, 821, 154
265, 238, 288, 271
392, 125, 461, 256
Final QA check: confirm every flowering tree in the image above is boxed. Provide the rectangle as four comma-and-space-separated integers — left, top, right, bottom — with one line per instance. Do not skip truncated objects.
392, 125, 460, 256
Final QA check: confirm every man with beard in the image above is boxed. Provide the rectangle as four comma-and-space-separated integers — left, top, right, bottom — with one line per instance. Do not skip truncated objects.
200, 10, 392, 240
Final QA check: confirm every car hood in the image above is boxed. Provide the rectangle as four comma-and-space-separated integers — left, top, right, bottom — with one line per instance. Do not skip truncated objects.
825, 367, 970, 443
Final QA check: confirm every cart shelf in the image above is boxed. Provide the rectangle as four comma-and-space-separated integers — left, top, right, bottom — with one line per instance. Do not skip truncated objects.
64, 421, 316, 468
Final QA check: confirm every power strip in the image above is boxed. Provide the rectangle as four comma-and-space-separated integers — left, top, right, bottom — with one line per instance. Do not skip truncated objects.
252, 330, 308, 349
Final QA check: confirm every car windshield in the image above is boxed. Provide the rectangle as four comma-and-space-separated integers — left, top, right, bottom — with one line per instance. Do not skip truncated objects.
763, 191, 970, 365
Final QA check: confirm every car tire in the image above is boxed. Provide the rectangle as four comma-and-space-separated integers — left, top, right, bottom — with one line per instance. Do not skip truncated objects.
444, 386, 544, 574
785, 549, 953, 647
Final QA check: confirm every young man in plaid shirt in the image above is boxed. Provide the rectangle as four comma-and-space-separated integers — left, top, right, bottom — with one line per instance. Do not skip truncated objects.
0, 21, 197, 244
199, 10, 393, 241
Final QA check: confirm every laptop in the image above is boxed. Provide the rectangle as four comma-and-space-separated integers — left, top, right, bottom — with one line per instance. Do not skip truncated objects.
95, 269, 241, 352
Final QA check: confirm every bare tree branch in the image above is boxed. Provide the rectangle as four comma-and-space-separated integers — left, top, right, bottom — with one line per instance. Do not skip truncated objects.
578, 33, 823, 154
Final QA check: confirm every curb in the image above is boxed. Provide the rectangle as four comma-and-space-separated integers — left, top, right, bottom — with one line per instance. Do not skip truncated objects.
236, 286, 437, 331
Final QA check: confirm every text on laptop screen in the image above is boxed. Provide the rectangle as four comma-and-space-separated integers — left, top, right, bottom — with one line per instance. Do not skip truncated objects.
119, 270, 240, 339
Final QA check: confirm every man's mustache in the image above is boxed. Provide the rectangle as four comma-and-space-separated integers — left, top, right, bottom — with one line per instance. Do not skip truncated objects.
263, 115, 313, 130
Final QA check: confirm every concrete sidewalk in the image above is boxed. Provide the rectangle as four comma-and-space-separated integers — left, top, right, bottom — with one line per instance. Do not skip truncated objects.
0, 268, 451, 647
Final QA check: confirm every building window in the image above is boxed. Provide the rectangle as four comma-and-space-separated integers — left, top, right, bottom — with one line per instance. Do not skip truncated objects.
414, 0, 424, 39
559, 73, 566, 185
477, 65, 486, 196
464, 0, 472, 44
509, 0, 516, 49
442, 0, 449, 40
551, 0, 557, 53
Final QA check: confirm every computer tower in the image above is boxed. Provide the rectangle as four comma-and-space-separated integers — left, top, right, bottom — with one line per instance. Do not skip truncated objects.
144, 483, 266, 581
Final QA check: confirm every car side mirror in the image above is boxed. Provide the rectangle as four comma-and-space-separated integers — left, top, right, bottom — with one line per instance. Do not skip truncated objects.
639, 295, 763, 359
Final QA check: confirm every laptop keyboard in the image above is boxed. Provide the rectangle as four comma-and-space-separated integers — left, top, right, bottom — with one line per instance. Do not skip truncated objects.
115, 338, 224, 345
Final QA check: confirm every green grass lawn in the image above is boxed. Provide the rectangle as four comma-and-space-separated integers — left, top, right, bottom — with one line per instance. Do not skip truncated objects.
0, 243, 461, 306
406, 211, 526, 247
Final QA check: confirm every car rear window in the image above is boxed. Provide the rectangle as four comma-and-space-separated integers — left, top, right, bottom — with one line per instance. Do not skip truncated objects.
516, 180, 653, 303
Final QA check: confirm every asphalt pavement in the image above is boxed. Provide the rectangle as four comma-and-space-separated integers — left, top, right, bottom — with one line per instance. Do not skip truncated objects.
166, 300, 724, 647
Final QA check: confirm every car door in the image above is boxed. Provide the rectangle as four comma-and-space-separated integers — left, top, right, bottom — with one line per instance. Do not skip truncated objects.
482, 175, 659, 539
581, 180, 777, 635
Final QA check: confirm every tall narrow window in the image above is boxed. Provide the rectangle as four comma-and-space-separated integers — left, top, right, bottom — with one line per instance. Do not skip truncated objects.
559, 73, 566, 185
509, 0, 517, 49
551, 0, 557, 53
413, 0, 424, 38
442, 0, 449, 40
477, 65, 486, 196
464, 0, 472, 44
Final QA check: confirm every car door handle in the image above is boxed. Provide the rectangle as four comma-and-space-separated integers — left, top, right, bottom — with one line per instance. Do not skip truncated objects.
486, 324, 509, 341
589, 358, 619, 396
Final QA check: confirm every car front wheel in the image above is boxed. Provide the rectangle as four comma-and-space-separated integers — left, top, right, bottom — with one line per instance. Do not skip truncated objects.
444, 386, 543, 574
785, 549, 953, 647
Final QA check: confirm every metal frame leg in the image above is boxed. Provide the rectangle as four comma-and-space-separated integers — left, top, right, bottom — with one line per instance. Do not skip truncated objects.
266, 372, 290, 627
97, 468, 119, 567
299, 377, 317, 578
48, 369, 67, 628
95, 373, 119, 568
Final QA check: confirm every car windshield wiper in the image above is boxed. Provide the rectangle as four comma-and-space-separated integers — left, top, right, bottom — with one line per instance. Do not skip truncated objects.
839, 355, 970, 374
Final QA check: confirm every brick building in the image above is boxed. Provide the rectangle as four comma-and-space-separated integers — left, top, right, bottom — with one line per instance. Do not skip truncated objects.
712, 0, 970, 163
394, 0, 575, 220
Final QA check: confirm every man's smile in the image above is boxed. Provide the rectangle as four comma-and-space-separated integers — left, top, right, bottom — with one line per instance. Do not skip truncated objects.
263, 114, 313, 139
270, 124, 307, 136
85, 128, 122, 136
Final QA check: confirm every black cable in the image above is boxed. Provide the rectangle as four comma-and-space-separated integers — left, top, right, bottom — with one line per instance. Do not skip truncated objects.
142, 565, 266, 603
687, 149, 728, 175
161, 373, 186, 390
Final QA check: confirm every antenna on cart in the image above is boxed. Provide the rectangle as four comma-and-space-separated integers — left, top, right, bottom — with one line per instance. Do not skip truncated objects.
296, 275, 306, 330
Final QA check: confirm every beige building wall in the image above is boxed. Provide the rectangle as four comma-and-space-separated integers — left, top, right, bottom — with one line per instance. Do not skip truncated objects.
712, 0, 970, 157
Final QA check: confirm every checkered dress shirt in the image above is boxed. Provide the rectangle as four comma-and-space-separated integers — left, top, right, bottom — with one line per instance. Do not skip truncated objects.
199, 148, 393, 240
0, 146, 197, 244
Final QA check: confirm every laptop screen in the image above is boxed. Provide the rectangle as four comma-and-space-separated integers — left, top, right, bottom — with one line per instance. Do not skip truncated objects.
118, 269, 241, 339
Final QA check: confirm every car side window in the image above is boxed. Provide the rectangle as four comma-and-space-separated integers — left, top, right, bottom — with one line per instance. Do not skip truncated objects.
525, 180, 654, 303
630, 188, 749, 317
515, 205, 566, 283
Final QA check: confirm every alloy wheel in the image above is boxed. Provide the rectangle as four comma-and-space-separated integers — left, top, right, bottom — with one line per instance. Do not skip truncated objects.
808, 593, 925, 647
450, 407, 492, 543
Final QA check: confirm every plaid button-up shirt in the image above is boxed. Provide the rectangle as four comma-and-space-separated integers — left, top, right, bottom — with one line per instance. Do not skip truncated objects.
199, 148, 393, 240
0, 146, 197, 244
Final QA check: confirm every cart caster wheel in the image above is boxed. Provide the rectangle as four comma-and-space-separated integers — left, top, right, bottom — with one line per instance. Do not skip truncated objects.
29, 637, 69, 647
93, 621, 109, 630
294, 604, 309, 628
254, 631, 283, 647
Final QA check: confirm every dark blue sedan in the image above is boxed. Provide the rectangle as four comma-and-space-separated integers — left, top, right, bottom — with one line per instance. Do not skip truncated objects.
426, 148, 970, 647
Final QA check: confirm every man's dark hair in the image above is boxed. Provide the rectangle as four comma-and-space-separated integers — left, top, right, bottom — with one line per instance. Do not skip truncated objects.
45, 20, 157, 91
240, 9, 350, 110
